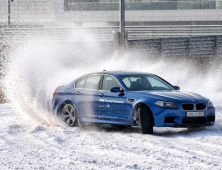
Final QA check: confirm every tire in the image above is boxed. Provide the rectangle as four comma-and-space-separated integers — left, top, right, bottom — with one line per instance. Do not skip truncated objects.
61, 103, 79, 127
138, 106, 153, 134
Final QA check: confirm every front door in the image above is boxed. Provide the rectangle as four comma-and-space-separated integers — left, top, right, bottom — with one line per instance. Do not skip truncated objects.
98, 75, 128, 123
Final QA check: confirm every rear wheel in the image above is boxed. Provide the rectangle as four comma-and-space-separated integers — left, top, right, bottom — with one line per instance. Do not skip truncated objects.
61, 103, 79, 127
138, 106, 153, 134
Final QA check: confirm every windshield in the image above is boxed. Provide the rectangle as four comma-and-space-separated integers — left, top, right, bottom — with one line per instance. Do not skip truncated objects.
120, 75, 175, 91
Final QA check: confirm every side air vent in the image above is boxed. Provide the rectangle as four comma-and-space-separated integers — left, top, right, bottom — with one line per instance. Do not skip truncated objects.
206, 115, 215, 122
128, 98, 135, 103
164, 117, 175, 123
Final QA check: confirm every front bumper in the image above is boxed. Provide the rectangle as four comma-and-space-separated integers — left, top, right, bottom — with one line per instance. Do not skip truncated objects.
153, 105, 215, 127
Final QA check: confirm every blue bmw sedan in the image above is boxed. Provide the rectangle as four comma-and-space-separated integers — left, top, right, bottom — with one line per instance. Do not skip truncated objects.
52, 71, 215, 134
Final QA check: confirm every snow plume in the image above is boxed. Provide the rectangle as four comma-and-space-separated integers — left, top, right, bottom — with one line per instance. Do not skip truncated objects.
3, 29, 105, 126
2, 29, 222, 127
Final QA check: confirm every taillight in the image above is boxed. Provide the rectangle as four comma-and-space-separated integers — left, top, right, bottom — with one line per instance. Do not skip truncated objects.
53, 91, 56, 98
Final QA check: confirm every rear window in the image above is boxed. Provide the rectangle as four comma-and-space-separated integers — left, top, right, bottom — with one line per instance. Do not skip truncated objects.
84, 75, 101, 90
75, 77, 86, 88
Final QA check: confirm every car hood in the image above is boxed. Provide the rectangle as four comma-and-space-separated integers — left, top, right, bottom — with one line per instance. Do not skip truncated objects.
130, 90, 209, 103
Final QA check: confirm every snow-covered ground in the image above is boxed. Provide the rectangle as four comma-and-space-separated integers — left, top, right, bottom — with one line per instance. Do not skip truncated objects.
1, 103, 222, 170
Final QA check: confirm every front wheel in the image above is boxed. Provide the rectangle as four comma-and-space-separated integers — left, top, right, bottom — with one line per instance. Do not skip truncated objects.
138, 106, 153, 134
61, 103, 79, 127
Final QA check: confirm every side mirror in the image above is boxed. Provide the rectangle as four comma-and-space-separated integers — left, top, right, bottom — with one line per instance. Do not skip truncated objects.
173, 86, 180, 90
110, 87, 124, 93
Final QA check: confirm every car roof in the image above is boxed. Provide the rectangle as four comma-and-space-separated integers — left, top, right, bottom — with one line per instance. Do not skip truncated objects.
91, 71, 155, 76
70, 71, 156, 86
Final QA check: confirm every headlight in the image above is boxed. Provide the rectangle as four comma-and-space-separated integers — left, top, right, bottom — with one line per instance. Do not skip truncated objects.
154, 101, 177, 108
208, 101, 213, 107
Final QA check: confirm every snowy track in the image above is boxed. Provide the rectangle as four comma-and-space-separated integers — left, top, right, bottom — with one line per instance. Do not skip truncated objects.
1, 104, 222, 170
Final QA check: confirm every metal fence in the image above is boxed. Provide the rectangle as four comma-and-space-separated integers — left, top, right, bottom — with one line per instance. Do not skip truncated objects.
0, 27, 117, 42
128, 35, 222, 57
126, 25, 222, 40
1, 26, 222, 57
1, 25, 222, 42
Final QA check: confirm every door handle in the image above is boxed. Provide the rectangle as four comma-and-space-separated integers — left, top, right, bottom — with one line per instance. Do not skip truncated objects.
75, 91, 80, 95
98, 93, 104, 97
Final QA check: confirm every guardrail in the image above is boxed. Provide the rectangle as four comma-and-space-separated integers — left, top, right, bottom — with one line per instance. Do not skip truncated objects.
127, 25, 222, 40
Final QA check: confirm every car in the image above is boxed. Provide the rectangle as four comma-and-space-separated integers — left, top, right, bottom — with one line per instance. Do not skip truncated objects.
52, 71, 215, 134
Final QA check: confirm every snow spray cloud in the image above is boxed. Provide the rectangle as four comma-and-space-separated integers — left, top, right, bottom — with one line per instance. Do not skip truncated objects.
3, 29, 107, 126
2, 29, 222, 126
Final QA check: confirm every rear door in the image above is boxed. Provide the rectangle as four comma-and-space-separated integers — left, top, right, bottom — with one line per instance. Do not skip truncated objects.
74, 74, 102, 122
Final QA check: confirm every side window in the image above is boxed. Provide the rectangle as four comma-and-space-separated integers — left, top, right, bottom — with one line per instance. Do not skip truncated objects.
84, 75, 101, 90
102, 75, 120, 91
75, 77, 86, 88
122, 78, 131, 89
